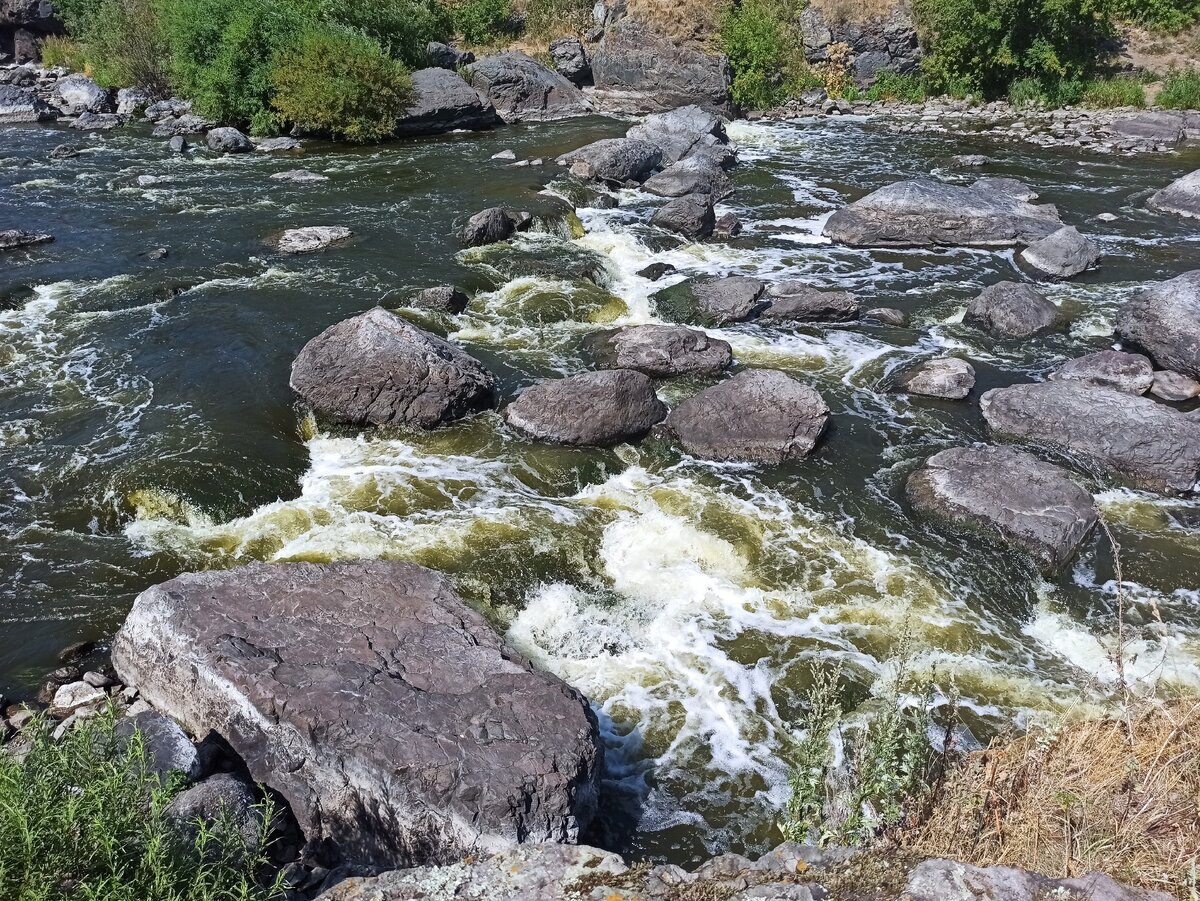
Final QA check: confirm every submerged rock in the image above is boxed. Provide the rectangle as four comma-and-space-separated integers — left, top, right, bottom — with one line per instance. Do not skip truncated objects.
980, 381, 1200, 493
964, 282, 1059, 339
1115, 270, 1200, 380
650, 193, 715, 239
395, 67, 500, 137
0, 229, 53, 251
1149, 169, 1200, 219
907, 446, 1097, 571
206, 127, 253, 153
1049, 350, 1153, 395
1018, 226, 1100, 279
866, 307, 908, 327
504, 369, 667, 446
666, 369, 829, 463
410, 285, 469, 314
637, 261, 676, 281
759, 282, 861, 323
626, 104, 734, 168
112, 561, 602, 868
823, 178, 1064, 248
271, 169, 327, 184
277, 226, 354, 254
643, 156, 732, 199
894, 357, 975, 400
255, 136, 303, 152
556, 137, 661, 184
590, 324, 733, 377
460, 207, 531, 247
466, 52, 592, 123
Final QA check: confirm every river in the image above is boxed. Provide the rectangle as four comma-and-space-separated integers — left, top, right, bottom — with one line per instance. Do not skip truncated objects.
2, 113, 1199, 862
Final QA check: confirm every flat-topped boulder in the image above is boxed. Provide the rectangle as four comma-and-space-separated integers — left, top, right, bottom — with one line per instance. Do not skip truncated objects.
1150, 169, 1200, 219
894, 357, 975, 400
111, 561, 602, 868
1049, 350, 1153, 395
590, 324, 733, 377
823, 178, 1064, 248
758, 282, 861, 323
666, 369, 829, 463
466, 52, 592, 123
965, 282, 1059, 339
980, 381, 1200, 493
504, 370, 666, 446
290, 307, 496, 429
1018, 226, 1100, 279
395, 67, 500, 137
691, 276, 767, 325
1110, 111, 1185, 146
277, 225, 354, 254
555, 138, 662, 184
643, 156, 732, 199
907, 446, 1098, 571
1115, 270, 1200, 380
626, 105, 734, 168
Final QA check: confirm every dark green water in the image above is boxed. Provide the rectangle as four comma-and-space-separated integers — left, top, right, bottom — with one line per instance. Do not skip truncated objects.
2, 113, 1199, 861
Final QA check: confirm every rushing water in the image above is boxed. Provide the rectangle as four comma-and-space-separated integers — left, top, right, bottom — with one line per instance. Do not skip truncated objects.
2, 113, 1200, 862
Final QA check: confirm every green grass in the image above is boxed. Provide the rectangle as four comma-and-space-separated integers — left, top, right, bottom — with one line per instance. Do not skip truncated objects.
1080, 76, 1146, 108
1158, 69, 1200, 110
0, 708, 283, 901
864, 72, 926, 103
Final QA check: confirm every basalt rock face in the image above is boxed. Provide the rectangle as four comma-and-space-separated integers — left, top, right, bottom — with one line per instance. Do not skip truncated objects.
1, 0, 62, 64
823, 178, 1064, 248
1115, 270, 1200, 380
591, 20, 734, 117
111, 561, 603, 869
1150, 169, 1200, 219
798, 0, 921, 85
289, 307, 496, 429
504, 369, 667, 446
0, 82, 53, 122
625, 105, 735, 168
395, 68, 500, 137
907, 445, 1098, 571
466, 52, 592, 123
980, 381, 1200, 494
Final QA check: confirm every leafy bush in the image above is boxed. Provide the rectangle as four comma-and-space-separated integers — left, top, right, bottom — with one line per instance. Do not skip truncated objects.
0, 709, 282, 901
865, 71, 927, 102
1110, 0, 1200, 31
721, 0, 816, 110
452, 0, 514, 44
1158, 69, 1200, 109
1007, 76, 1044, 107
1081, 75, 1145, 107
38, 35, 87, 70
305, 0, 453, 65
272, 27, 413, 142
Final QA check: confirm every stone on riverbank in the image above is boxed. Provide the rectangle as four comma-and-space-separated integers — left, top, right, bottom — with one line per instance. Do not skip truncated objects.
643, 156, 732, 199
70, 111, 124, 130
426, 41, 474, 71
907, 446, 1097, 571
626, 105, 735, 169
980, 381, 1200, 493
0, 229, 53, 251
114, 710, 204, 783
1149, 169, 1200, 220
666, 369, 829, 463
650, 193, 715, 239
152, 113, 214, 137
590, 324, 733, 377
1151, 370, 1200, 402
395, 67, 500, 137
290, 307, 495, 429
894, 357, 975, 399
466, 52, 592, 123
51, 73, 110, 115
823, 178, 1064, 248
504, 369, 666, 446
206, 127, 253, 153
555, 137, 662, 184
1115, 270, 1200, 380
277, 226, 354, 254
759, 282, 861, 323
1049, 350, 1153, 395
165, 774, 264, 863
460, 207, 531, 247
965, 282, 1059, 339
112, 561, 602, 868
0, 83, 54, 122
1018, 226, 1100, 279
255, 136, 303, 152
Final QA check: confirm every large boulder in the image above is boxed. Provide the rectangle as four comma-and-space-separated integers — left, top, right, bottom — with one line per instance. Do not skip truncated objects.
504, 370, 666, 446
555, 138, 662, 184
410, 285, 469, 315
643, 156, 732, 199
460, 207, 532, 247
111, 561, 602, 868
964, 282, 1059, 339
626, 105, 734, 168
466, 52, 592, 123
1110, 111, 1186, 146
907, 446, 1097, 571
691, 276, 767, 325
591, 20, 733, 117
893, 357, 976, 400
289, 307, 497, 429
277, 226, 354, 254
114, 710, 204, 783
548, 36, 590, 85
665, 369, 829, 463
1115, 270, 1200, 380
1049, 350, 1153, 395
1018, 226, 1100, 280
51, 73, 110, 115
823, 178, 1064, 248
758, 282, 861, 323
980, 381, 1200, 494
207, 127, 253, 153
394, 68, 500, 137
905, 859, 1173, 901
165, 774, 264, 863
426, 41, 474, 71
650, 193, 715, 239
1149, 169, 1200, 219
0, 83, 54, 122
1, 0, 63, 64
590, 324, 733, 377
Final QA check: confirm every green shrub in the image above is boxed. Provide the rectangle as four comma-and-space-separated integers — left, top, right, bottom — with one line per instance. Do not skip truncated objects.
721, 0, 814, 110
271, 27, 413, 143
452, 0, 513, 44
38, 35, 87, 70
1007, 76, 1045, 107
1081, 75, 1145, 107
1110, 0, 1200, 30
308, 0, 454, 66
0, 709, 282, 901
865, 71, 926, 103
1158, 69, 1200, 109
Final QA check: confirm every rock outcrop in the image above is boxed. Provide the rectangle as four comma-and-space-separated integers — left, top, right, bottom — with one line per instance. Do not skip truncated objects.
1018, 226, 1100, 279
466, 52, 592, 123
650, 193, 715, 239
1115, 270, 1200, 380
504, 369, 667, 446
395, 68, 500, 137
798, 1, 921, 85
1149, 169, 1200, 219
907, 445, 1098, 571
0, 82, 53, 122
1049, 350, 1153, 395
980, 381, 1200, 493
643, 156, 731, 198
591, 20, 734, 117
112, 561, 602, 868
666, 369, 829, 463
2, 0, 63, 64
548, 36, 590, 85
965, 282, 1059, 339
626, 105, 735, 168
823, 178, 1064, 248
555, 137, 662, 184
894, 357, 975, 399
289, 307, 496, 429
590, 324, 733, 377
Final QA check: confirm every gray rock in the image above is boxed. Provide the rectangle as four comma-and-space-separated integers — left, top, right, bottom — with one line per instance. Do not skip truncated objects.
152, 113, 215, 137
866, 307, 908, 326
1049, 350, 1153, 395
904, 859, 1173, 901
907, 446, 1097, 570
466, 52, 592, 123
115, 87, 151, 117
638, 262, 676, 281
395, 67, 500, 137
52, 73, 110, 114
556, 137, 661, 184
49, 680, 106, 715
111, 561, 602, 868
271, 169, 327, 184
1115, 270, 1200, 380
948, 154, 990, 168
591, 324, 733, 377
1149, 169, 1200, 219
410, 285, 468, 314
1018, 226, 1100, 279
504, 369, 666, 446
255, 136, 302, 152
759, 282, 860, 323
277, 226, 354, 254
70, 111, 124, 130
894, 357, 975, 399
167, 135, 188, 154
713, 212, 742, 237
650, 192, 715, 239
290, 307, 496, 429
426, 41, 474, 71
592, 20, 733, 117
965, 282, 1059, 339
823, 178, 1064, 248
980, 381, 1200, 493
1110, 111, 1185, 146
626, 104, 734, 168
165, 773, 263, 862
114, 710, 204, 783
206, 127, 253, 153
460, 207, 531, 247
0, 83, 54, 122
666, 369, 829, 463
1151, 370, 1200, 402
48, 143, 79, 159
693, 276, 767, 324
549, 37, 590, 85
0, 229, 53, 251
144, 98, 191, 121
643, 155, 732, 198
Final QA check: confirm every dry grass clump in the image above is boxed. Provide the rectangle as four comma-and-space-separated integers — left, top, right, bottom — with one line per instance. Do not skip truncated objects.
623, 0, 733, 45
809, 0, 901, 23
904, 699, 1200, 898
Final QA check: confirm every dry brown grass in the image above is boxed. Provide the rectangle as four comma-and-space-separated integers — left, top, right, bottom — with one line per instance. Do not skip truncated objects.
623, 0, 734, 45
903, 699, 1200, 899
809, 0, 902, 23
